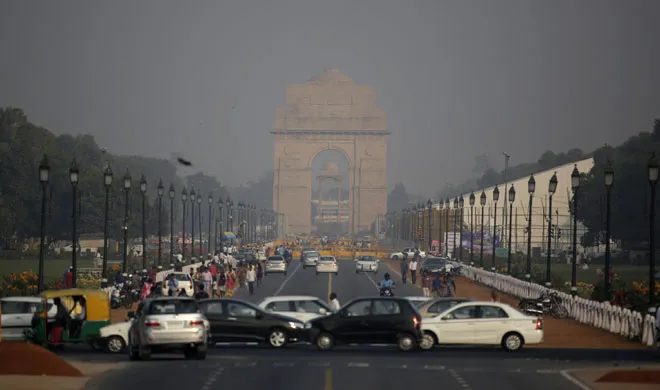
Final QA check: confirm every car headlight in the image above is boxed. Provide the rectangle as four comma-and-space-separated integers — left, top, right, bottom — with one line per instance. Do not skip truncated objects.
289, 321, 304, 329
304, 322, 313, 329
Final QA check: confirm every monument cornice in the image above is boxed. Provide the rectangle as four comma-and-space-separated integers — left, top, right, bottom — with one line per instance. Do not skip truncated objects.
271, 130, 391, 135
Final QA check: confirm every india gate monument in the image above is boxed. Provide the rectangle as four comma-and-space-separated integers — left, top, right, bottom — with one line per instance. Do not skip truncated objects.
272, 69, 389, 235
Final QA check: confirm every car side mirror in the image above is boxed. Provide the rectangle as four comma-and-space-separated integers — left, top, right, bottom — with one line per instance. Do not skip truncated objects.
126, 312, 136, 319
319, 308, 327, 315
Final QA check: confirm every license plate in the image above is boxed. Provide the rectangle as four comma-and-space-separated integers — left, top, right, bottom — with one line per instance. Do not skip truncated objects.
168, 321, 183, 328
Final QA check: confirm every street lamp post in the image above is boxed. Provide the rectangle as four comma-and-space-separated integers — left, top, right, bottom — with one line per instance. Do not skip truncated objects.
469, 193, 475, 264
37, 155, 50, 292
102, 166, 113, 278
647, 153, 658, 306
546, 172, 558, 287
507, 186, 516, 274
459, 196, 464, 261
69, 159, 79, 287
492, 186, 500, 271
427, 199, 432, 252
157, 179, 164, 267
197, 195, 202, 257
190, 189, 196, 259
168, 184, 175, 264
208, 193, 213, 255
570, 165, 581, 296
217, 198, 224, 250
603, 162, 614, 301
453, 198, 458, 257
140, 175, 147, 270
227, 197, 233, 233
480, 191, 486, 268
181, 187, 188, 258
444, 199, 450, 253
526, 175, 535, 280
122, 170, 132, 273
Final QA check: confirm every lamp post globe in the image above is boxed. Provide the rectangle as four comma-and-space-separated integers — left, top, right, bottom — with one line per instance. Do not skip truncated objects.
571, 165, 581, 191
480, 191, 486, 206
648, 152, 659, 184
469, 192, 475, 207
104, 166, 113, 187
123, 170, 132, 190
508, 186, 516, 203
528, 174, 536, 194
168, 184, 175, 200
604, 161, 614, 187
181, 187, 188, 202
493, 186, 500, 203
39, 154, 50, 183
427, 198, 432, 209
549, 172, 558, 194
69, 159, 79, 185
139, 175, 147, 194
459, 196, 464, 208
190, 189, 196, 202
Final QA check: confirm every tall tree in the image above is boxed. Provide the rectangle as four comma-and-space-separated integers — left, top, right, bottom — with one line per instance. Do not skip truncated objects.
387, 182, 410, 212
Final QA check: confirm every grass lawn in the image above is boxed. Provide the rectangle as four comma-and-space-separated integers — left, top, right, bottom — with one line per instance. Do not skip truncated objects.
0, 258, 123, 282
544, 263, 649, 285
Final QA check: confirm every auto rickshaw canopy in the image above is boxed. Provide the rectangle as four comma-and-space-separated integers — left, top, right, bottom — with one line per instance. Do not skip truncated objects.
40, 288, 111, 322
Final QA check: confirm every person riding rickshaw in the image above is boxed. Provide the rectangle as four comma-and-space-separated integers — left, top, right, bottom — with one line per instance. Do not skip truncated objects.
26, 288, 111, 349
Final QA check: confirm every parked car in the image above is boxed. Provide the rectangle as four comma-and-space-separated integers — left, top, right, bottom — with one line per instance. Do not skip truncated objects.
402, 296, 433, 309
306, 297, 423, 351
199, 298, 306, 348
265, 256, 288, 275
420, 257, 448, 276
258, 296, 333, 322
316, 256, 338, 275
160, 272, 194, 297
303, 251, 321, 268
355, 255, 379, 274
389, 248, 426, 260
418, 301, 544, 352
127, 297, 208, 360
0, 297, 55, 341
415, 297, 475, 318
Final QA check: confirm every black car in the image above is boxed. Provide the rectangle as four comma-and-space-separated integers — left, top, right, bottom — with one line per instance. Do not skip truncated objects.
306, 297, 423, 351
420, 257, 447, 276
198, 298, 306, 348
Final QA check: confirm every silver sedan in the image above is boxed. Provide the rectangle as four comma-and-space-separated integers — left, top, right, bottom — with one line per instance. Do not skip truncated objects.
316, 256, 338, 275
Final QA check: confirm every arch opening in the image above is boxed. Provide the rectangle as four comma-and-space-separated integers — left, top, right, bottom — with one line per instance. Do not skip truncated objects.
311, 150, 350, 237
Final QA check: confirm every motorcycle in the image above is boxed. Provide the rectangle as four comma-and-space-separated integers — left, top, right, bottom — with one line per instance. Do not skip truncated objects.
379, 286, 395, 297
518, 291, 568, 319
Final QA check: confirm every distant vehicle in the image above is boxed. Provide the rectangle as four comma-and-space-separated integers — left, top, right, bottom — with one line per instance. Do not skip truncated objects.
420, 257, 448, 276
0, 297, 55, 341
355, 255, 379, 274
127, 297, 208, 360
316, 256, 338, 275
258, 296, 333, 322
303, 251, 321, 268
160, 272, 194, 297
301, 248, 318, 261
389, 248, 426, 260
199, 298, 306, 348
306, 297, 422, 351
265, 256, 288, 275
418, 301, 544, 352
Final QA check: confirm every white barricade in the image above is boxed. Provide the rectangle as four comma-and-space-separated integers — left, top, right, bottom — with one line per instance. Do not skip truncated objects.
455, 263, 657, 347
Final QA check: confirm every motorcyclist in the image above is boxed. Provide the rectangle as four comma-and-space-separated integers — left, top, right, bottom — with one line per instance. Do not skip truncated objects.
379, 273, 394, 290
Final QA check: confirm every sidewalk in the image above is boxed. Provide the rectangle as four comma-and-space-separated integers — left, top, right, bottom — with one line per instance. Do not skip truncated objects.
564, 365, 660, 390
385, 261, 646, 349
0, 361, 124, 390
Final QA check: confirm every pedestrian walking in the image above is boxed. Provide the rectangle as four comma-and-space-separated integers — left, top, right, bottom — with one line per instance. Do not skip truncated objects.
246, 266, 256, 295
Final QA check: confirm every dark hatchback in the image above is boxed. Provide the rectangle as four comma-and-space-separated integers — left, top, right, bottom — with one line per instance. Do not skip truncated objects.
198, 298, 307, 348
306, 297, 423, 351
420, 257, 447, 275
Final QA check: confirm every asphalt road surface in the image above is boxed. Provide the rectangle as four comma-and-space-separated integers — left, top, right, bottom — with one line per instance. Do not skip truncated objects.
74, 260, 657, 390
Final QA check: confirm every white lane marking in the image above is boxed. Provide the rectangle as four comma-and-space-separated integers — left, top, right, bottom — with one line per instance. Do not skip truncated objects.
537, 369, 559, 374
348, 362, 370, 368
234, 362, 257, 367
215, 342, 259, 346
273, 261, 303, 296
201, 367, 224, 390
364, 272, 380, 291
449, 368, 473, 390
308, 362, 331, 367
559, 369, 594, 390
424, 365, 445, 370
273, 362, 296, 367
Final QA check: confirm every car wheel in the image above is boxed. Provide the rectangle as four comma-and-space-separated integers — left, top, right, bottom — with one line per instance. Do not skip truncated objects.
393, 255, 399, 261
315, 332, 334, 351
127, 342, 139, 361
195, 344, 207, 360
268, 328, 287, 348
106, 336, 126, 353
419, 332, 436, 351
397, 333, 417, 352
502, 332, 523, 352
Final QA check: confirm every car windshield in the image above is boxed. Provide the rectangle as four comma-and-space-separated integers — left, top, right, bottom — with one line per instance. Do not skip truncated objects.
307, 252, 320, 257
303, 248, 315, 252
360, 256, 377, 262
172, 274, 191, 282
268, 257, 284, 262
424, 258, 445, 266
147, 299, 198, 315
320, 256, 335, 262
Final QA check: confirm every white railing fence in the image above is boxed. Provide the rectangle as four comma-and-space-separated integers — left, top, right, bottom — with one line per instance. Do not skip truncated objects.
456, 263, 657, 347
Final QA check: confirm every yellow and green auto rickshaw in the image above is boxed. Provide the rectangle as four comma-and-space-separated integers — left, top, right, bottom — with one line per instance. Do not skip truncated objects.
27, 288, 111, 349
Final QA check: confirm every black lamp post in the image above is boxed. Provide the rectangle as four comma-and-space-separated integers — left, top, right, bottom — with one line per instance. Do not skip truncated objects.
37, 155, 50, 292
139, 175, 147, 269
480, 191, 486, 267
102, 165, 113, 278
603, 162, 614, 301
69, 159, 79, 287
459, 196, 464, 261
469, 192, 475, 264
181, 187, 188, 258
122, 170, 132, 273
526, 175, 536, 280
217, 198, 224, 250
507, 185, 516, 274
168, 184, 175, 264
444, 199, 450, 252
546, 172, 558, 287
190, 189, 196, 259
227, 197, 233, 233
492, 185, 500, 271
427, 199, 432, 252
208, 193, 213, 255
453, 198, 458, 257
570, 165, 581, 296
648, 153, 659, 306
157, 179, 164, 267
197, 194, 202, 257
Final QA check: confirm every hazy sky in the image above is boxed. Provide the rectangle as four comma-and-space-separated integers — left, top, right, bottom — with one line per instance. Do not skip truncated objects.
2, 0, 659, 196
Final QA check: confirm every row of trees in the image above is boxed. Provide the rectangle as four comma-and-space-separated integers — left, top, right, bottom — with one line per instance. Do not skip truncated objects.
0, 107, 256, 249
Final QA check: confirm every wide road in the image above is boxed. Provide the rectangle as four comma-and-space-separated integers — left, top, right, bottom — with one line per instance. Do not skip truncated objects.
80, 259, 656, 390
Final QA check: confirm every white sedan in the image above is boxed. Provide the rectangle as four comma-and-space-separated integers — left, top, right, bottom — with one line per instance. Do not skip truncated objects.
160, 272, 194, 297
316, 256, 338, 275
258, 296, 333, 323
1, 297, 56, 341
389, 248, 426, 260
419, 301, 544, 352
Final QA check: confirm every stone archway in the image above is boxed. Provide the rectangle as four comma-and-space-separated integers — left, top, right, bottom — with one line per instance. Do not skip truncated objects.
272, 69, 389, 235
